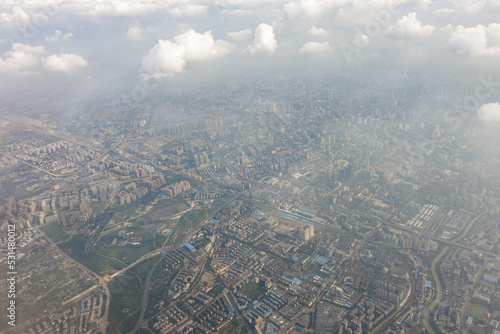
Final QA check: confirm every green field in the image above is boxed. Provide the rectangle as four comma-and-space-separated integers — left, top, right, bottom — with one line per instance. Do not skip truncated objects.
41, 222, 70, 243
391, 265, 406, 277
207, 283, 224, 298
59, 237, 123, 274
238, 279, 264, 301
471, 304, 486, 320
108, 256, 158, 334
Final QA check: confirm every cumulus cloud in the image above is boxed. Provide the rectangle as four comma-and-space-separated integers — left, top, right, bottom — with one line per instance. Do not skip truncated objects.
226, 29, 253, 41
447, 24, 500, 56
140, 30, 232, 79
0, 43, 45, 74
386, 12, 435, 39
0, 6, 31, 24
126, 26, 144, 41
42, 54, 88, 72
299, 41, 331, 54
46, 29, 73, 42
246, 23, 277, 55
478, 103, 500, 122
0, 6, 42, 25
308, 26, 328, 37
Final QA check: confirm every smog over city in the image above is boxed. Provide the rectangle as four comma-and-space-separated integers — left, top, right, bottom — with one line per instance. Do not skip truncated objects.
0, 1, 500, 333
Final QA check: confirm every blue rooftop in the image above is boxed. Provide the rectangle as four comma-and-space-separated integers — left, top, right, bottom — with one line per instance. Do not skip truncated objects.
483, 273, 499, 283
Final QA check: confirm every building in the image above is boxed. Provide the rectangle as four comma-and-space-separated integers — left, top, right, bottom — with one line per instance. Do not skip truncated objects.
299, 224, 314, 242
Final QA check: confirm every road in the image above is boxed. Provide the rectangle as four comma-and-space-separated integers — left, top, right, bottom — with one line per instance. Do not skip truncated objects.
371, 247, 416, 334
129, 191, 245, 333
0, 151, 66, 178
420, 245, 449, 334
420, 202, 488, 334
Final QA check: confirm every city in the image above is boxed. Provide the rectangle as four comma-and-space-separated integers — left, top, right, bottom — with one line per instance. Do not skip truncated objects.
1, 1, 500, 334
0, 70, 500, 333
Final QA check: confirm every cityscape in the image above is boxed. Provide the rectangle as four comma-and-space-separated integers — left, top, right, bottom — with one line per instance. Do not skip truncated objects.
1, 1, 500, 334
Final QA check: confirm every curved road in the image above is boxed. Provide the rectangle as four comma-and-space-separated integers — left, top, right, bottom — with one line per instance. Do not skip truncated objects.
129, 191, 244, 333
421, 203, 489, 334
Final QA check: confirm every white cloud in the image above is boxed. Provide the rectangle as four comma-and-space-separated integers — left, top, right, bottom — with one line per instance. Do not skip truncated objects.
169, 3, 207, 18
214, 0, 283, 8
450, 0, 487, 14
478, 103, 500, 122
42, 53, 88, 72
308, 26, 328, 37
226, 29, 253, 41
299, 41, 331, 54
0, 43, 45, 74
285, 0, 347, 26
246, 23, 277, 55
141, 30, 232, 79
486, 23, 500, 46
447, 24, 500, 56
46, 29, 73, 42
126, 26, 144, 41
0, 6, 30, 24
386, 12, 435, 39
0, 1, 208, 20
0, 5, 49, 32
66, 1, 163, 17
432, 8, 456, 16
332, 0, 408, 26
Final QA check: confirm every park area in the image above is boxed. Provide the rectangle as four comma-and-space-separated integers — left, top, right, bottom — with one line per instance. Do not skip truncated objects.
470, 304, 487, 321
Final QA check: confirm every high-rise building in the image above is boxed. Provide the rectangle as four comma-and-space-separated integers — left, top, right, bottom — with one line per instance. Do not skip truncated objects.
298, 224, 314, 242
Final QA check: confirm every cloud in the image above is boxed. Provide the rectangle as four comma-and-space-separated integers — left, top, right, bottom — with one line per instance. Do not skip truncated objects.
46, 29, 73, 42
0, 1, 208, 20
386, 12, 435, 39
214, 0, 283, 8
308, 26, 328, 37
42, 53, 88, 72
226, 29, 253, 41
140, 30, 232, 79
126, 26, 144, 41
168, 3, 207, 18
447, 24, 500, 56
478, 103, 500, 122
246, 23, 277, 55
432, 8, 456, 16
0, 43, 45, 74
285, 0, 346, 26
299, 41, 331, 54
0, 6, 31, 24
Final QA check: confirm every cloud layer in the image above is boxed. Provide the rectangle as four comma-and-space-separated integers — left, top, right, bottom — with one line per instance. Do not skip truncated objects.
0, 0, 500, 86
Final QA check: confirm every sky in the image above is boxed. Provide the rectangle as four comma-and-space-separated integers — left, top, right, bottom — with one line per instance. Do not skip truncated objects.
0, 0, 500, 116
